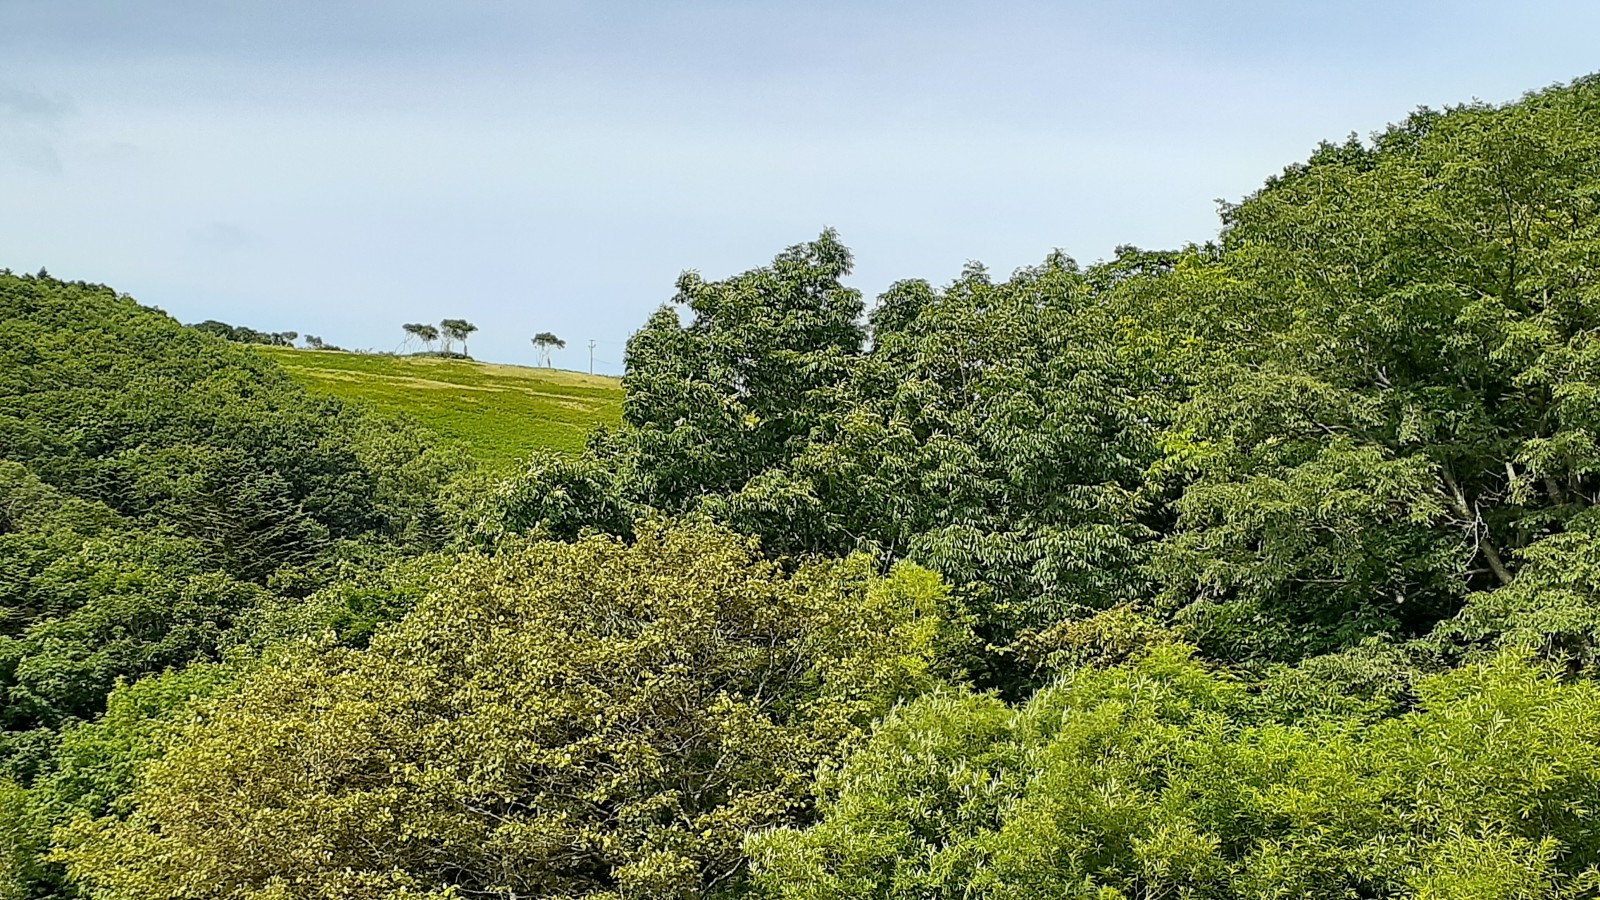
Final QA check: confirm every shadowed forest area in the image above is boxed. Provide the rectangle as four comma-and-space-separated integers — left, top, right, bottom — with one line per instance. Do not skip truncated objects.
5, 76, 1600, 899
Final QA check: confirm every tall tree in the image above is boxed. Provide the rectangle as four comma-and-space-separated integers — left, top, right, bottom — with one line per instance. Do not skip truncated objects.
60, 522, 952, 900
440, 319, 477, 357
489, 237, 1159, 689
1129, 76, 1600, 662
400, 323, 424, 350
416, 323, 438, 353
531, 331, 565, 367
618, 228, 865, 508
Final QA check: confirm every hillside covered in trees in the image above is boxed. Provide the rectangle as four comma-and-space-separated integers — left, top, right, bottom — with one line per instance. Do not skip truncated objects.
6, 75, 1600, 899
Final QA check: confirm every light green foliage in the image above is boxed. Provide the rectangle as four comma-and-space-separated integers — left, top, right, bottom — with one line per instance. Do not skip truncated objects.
753, 646, 1600, 899
61, 521, 953, 900
0, 780, 37, 900
0, 665, 232, 899
257, 346, 622, 467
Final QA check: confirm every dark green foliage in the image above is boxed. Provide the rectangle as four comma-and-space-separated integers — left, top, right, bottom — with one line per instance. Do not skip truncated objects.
775, 256, 1159, 657
0, 272, 475, 897
0, 277, 469, 737
496, 237, 1160, 689
0, 463, 262, 742
188, 320, 298, 346
618, 228, 865, 509
1110, 78, 1600, 662
1, 275, 467, 572
1436, 509, 1600, 669
438, 318, 477, 356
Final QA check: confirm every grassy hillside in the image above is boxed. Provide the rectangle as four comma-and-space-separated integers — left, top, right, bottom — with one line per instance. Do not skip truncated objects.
257, 347, 622, 468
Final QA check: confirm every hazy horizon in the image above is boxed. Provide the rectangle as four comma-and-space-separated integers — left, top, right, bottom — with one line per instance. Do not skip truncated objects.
5, 1, 1599, 373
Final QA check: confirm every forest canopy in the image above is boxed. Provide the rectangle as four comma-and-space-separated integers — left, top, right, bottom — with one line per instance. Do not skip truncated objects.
6, 75, 1600, 899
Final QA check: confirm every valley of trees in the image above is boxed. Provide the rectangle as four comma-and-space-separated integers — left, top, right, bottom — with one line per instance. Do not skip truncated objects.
5, 76, 1600, 898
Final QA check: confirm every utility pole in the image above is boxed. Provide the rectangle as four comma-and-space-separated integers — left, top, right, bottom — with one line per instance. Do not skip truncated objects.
588, 339, 597, 375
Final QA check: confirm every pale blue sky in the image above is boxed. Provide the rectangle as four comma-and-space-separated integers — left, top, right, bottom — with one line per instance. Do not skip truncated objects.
3, 1, 1598, 372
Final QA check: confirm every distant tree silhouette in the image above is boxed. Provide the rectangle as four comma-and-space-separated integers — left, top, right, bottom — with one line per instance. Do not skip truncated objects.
532, 332, 566, 367
402, 323, 425, 350
440, 319, 477, 357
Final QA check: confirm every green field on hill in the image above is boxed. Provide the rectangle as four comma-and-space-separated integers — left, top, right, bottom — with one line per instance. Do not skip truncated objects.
257, 347, 623, 469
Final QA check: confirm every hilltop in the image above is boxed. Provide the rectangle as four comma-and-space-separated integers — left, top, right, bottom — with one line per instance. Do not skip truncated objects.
255, 347, 622, 469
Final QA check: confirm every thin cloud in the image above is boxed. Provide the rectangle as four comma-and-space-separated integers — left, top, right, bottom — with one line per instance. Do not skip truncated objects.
0, 85, 73, 175
189, 221, 256, 251
0, 86, 75, 122
1, 138, 62, 175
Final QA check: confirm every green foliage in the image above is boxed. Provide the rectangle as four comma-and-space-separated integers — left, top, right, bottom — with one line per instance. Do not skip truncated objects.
0, 273, 468, 566
0, 275, 470, 744
257, 346, 622, 467
0, 463, 262, 743
438, 319, 478, 356
241, 546, 456, 651
60, 521, 954, 900
617, 228, 865, 509
401, 322, 440, 352
752, 646, 1600, 899
10, 72, 1600, 900
0, 272, 479, 898
0, 665, 232, 899
532, 332, 566, 367
1117, 77, 1600, 661
188, 320, 298, 347
1437, 509, 1600, 669
497, 237, 1159, 689
766, 256, 1159, 668
471, 450, 635, 543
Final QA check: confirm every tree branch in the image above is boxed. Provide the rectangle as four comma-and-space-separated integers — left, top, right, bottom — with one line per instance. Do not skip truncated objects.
1440, 465, 1514, 586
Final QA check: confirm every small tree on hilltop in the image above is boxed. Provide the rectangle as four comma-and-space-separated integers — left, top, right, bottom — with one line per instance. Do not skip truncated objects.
440, 319, 477, 357
416, 324, 439, 353
532, 332, 566, 368
401, 323, 425, 351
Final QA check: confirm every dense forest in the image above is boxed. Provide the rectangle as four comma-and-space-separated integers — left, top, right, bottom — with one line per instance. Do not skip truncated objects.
4, 76, 1600, 899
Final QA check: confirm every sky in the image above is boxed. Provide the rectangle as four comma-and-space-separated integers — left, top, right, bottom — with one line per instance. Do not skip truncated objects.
3, 2, 1599, 374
